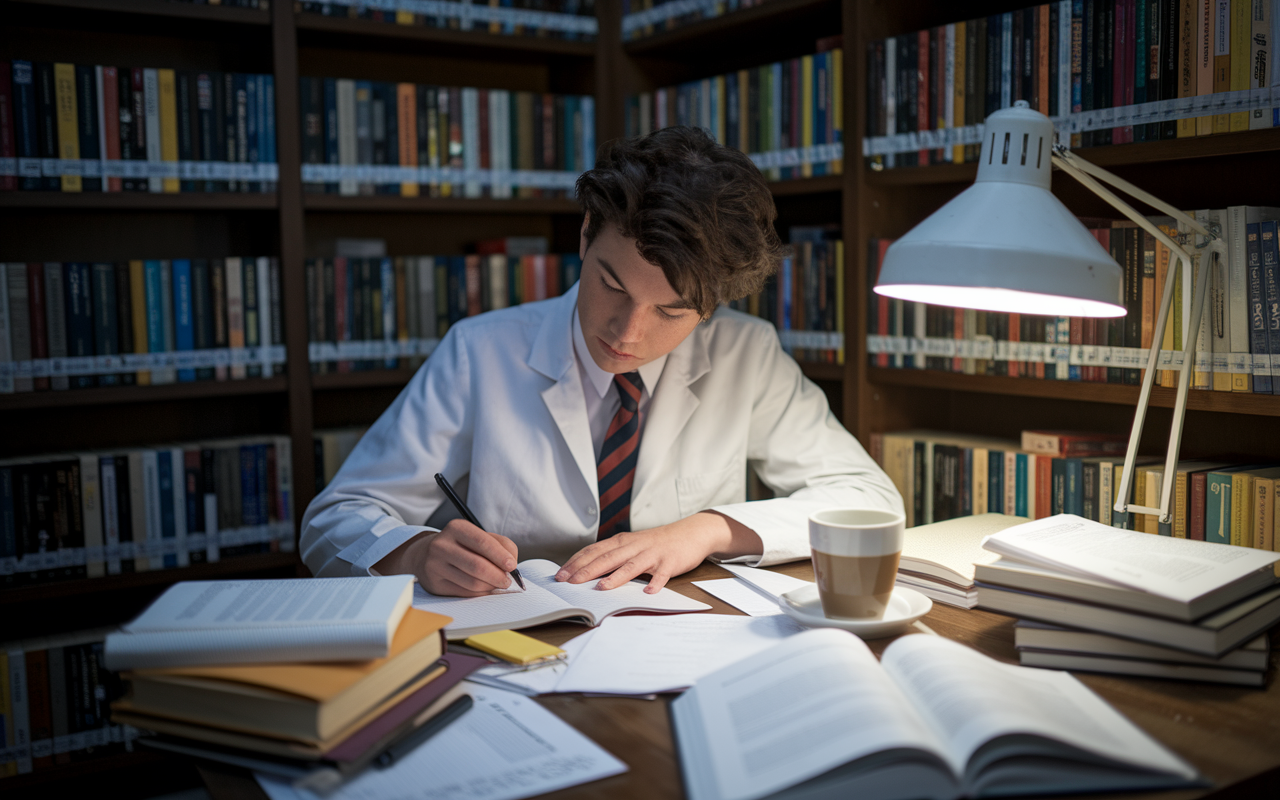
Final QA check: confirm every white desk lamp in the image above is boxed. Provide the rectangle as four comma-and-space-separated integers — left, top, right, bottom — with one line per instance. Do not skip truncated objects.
873, 100, 1226, 524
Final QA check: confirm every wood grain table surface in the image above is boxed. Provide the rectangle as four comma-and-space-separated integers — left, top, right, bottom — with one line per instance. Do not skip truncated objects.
200, 560, 1280, 800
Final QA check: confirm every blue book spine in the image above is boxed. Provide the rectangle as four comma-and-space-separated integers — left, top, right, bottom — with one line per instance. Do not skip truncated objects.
263, 75, 276, 170
1001, 12, 1013, 109
11, 60, 41, 191
324, 77, 338, 193
1205, 473, 1231, 544
240, 445, 258, 535
581, 95, 595, 171
448, 256, 466, 325
91, 262, 119, 387
157, 450, 176, 568
256, 443, 269, 551
64, 262, 97, 389
172, 258, 195, 382
1245, 222, 1270, 393
1260, 220, 1280, 396
812, 52, 828, 177
562, 253, 582, 289
1065, 458, 1084, 517
0, 467, 14, 587
1015, 454, 1028, 517
144, 259, 165, 366
381, 257, 396, 368
989, 451, 1004, 513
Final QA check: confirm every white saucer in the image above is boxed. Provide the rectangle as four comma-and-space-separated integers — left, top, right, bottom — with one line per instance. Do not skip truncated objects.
777, 584, 933, 638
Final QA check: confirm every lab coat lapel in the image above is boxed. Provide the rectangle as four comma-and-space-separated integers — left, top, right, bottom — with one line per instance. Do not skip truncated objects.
632, 326, 711, 509
527, 286, 598, 501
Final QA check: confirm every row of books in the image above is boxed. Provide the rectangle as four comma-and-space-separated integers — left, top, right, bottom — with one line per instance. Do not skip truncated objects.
623, 46, 843, 180
299, 78, 594, 197
0, 436, 295, 587
299, 0, 599, 39
0, 61, 277, 193
620, 0, 768, 40
726, 227, 844, 363
0, 628, 134, 777
975, 516, 1279, 687
304, 249, 582, 372
0, 259, 282, 394
864, 0, 1278, 168
871, 429, 1280, 558
866, 208, 1280, 394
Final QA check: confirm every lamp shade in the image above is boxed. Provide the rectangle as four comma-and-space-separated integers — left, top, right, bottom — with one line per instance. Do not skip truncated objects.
873, 102, 1126, 318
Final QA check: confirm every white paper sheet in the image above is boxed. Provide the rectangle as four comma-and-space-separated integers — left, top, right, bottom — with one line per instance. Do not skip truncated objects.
692, 578, 785, 616
717, 564, 813, 597
554, 614, 806, 695
255, 685, 627, 800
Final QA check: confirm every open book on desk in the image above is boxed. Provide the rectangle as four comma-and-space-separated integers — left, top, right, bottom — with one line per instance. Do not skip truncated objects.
672, 628, 1201, 800
412, 559, 710, 639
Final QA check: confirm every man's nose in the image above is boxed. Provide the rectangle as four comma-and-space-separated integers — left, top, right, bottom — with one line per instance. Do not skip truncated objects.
613, 304, 646, 343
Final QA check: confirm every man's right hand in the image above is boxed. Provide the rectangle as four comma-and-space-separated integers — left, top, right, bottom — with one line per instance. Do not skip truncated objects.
377, 520, 519, 597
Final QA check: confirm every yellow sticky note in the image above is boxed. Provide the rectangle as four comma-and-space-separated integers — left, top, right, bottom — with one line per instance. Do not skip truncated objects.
463, 630, 566, 666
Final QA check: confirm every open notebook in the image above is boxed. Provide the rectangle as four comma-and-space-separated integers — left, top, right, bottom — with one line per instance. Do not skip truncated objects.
412, 559, 711, 639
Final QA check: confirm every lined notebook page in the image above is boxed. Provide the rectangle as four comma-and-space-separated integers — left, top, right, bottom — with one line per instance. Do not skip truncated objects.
520, 560, 710, 618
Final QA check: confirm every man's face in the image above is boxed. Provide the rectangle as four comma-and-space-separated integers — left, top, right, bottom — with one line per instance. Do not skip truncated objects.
577, 219, 702, 374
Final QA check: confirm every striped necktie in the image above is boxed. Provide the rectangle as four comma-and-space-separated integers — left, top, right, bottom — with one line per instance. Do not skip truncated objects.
596, 372, 644, 540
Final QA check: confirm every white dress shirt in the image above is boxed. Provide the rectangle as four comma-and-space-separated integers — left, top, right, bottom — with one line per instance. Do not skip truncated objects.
573, 308, 667, 461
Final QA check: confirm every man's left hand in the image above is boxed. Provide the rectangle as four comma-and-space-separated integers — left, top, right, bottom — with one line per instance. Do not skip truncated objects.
554, 511, 762, 593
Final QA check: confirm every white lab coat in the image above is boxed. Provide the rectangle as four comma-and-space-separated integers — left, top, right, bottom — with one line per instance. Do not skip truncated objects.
300, 283, 903, 577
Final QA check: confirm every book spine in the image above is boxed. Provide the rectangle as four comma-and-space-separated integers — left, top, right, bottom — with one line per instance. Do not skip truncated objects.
210, 259, 227, 381
225, 257, 245, 380
1245, 222, 1271, 393
156, 450, 176, 569
74, 66, 100, 192
191, 259, 213, 381
1262, 221, 1280, 396
43, 263, 71, 392
99, 456, 120, 575
175, 72, 194, 192
242, 257, 260, 379
171, 259, 194, 383
53, 64, 80, 193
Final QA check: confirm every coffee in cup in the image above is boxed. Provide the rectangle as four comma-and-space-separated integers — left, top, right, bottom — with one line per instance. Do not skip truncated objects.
809, 508, 906, 620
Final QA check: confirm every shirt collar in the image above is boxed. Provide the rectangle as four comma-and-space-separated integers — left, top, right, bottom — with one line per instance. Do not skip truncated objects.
572, 308, 667, 400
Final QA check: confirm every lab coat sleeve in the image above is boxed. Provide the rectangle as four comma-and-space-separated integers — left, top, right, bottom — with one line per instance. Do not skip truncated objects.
710, 326, 904, 566
299, 327, 475, 577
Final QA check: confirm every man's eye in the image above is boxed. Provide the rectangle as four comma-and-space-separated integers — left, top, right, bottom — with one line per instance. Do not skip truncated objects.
601, 275, 625, 293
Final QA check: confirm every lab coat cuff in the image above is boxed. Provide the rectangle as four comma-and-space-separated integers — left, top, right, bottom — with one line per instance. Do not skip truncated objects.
710, 500, 811, 567
337, 524, 434, 576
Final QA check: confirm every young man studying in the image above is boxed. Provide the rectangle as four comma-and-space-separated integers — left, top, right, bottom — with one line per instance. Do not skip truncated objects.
300, 127, 903, 597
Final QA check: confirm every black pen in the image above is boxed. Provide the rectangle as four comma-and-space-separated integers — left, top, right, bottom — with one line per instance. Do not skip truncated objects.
434, 472, 525, 590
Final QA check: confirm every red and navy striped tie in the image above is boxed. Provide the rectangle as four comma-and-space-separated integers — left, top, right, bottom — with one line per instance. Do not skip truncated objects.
596, 372, 644, 540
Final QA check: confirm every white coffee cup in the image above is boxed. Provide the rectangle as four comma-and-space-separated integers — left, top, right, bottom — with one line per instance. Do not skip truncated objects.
809, 508, 906, 620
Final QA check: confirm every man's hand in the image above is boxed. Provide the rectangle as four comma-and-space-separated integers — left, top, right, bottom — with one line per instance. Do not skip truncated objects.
377, 519, 519, 597
555, 511, 761, 593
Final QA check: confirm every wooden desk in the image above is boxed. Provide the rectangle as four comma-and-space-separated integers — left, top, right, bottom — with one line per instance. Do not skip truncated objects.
200, 560, 1280, 800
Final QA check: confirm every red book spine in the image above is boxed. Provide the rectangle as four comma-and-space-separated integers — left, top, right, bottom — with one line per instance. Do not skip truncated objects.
1008, 312, 1022, 376
465, 254, 482, 317
101, 67, 121, 192
1189, 471, 1208, 541
546, 253, 561, 299
952, 308, 964, 372
1036, 454, 1053, 519
27, 263, 50, 390
0, 61, 15, 191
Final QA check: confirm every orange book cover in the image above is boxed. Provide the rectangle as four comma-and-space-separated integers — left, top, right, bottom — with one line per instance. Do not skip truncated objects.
397, 83, 418, 197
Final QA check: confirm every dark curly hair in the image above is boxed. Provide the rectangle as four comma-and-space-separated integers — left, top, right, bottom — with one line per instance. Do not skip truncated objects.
575, 126, 784, 318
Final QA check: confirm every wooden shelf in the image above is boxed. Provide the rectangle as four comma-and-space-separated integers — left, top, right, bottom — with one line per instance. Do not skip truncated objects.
0, 751, 187, 797
10, 0, 270, 25
865, 128, 1280, 187
303, 193, 581, 214
295, 13, 596, 57
866, 367, 1280, 417
0, 376, 288, 412
623, 0, 837, 56
0, 192, 278, 210
0, 552, 299, 607
312, 369, 417, 390
769, 174, 843, 196
799, 360, 844, 381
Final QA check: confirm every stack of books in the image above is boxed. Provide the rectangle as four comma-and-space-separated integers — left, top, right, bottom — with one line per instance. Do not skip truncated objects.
976, 515, 1280, 686
106, 576, 482, 793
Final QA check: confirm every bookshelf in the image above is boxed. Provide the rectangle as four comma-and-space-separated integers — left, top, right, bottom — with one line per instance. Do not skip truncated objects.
4, 0, 1276, 791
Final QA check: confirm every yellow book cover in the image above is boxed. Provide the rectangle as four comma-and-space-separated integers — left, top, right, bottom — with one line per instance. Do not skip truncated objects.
157, 69, 179, 193
831, 47, 842, 175
801, 56, 813, 178
488, 0, 500, 34
1174, 468, 1189, 538
1142, 469, 1162, 534
129, 259, 151, 385
953, 22, 966, 165
1156, 224, 1177, 386
1256, 478, 1275, 551
835, 239, 844, 364
1228, 0, 1249, 130
1212, 0, 1231, 133
1177, 0, 1198, 138
54, 63, 81, 192
397, 9, 414, 25
1231, 473, 1252, 547
464, 630, 565, 666
973, 448, 989, 516
397, 83, 419, 197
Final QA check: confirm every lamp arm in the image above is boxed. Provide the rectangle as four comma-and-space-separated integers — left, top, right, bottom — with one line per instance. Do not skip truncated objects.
1051, 147, 1221, 525
1052, 146, 1211, 239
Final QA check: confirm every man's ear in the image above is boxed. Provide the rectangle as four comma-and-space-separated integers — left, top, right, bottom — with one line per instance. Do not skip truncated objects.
579, 213, 589, 261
